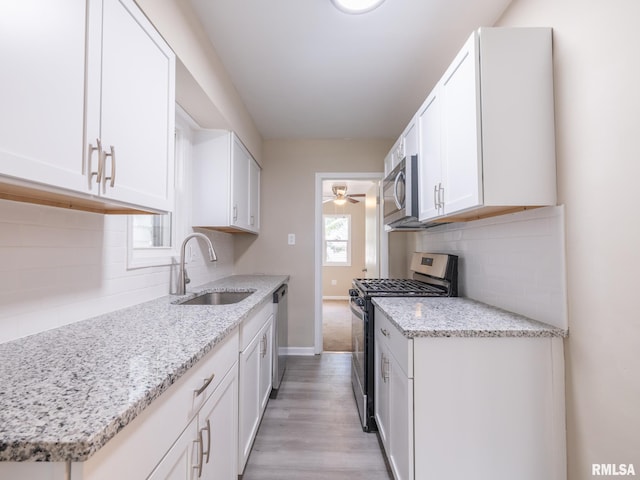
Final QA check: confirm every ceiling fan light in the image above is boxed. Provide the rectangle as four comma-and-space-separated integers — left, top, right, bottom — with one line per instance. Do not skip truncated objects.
333, 197, 347, 206
331, 0, 385, 14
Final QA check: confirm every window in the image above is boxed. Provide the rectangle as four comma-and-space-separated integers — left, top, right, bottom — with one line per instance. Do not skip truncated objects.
126, 107, 193, 269
131, 214, 172, 249
323, 214, 351, 266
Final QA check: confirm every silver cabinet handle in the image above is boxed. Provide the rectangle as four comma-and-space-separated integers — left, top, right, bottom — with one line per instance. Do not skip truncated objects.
260, 333, 267, 358
382, 354, 390, 382
87, 139, 103, 185
233, 205, 238, 221
433, 184, 439, 210
202, 419, 211, 464
438, 183, 444, 211
194, 372, 215, 396
193, 429, 204, 478
102, 145, 116, 188
250, 215, 255, 226
384, 357, 390, 381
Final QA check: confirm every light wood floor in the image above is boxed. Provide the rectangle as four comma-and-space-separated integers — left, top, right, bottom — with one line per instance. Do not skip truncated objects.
323, 300, 352, 352
242, 353, 391, 479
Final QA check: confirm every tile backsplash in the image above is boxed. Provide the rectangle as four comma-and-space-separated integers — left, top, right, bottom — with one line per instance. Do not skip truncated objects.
0, 200, 233, 343
413, 206, 567, 330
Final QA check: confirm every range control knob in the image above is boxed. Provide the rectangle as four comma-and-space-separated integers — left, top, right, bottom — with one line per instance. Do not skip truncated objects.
348, 289, 359, 297
354, 297, 365, 307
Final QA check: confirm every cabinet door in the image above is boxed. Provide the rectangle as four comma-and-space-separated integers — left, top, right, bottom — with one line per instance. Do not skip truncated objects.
417, 89, 443, 221
231, 136, 250, 230
258, 316, 273, 413
88, 0, 175, 212
199, 367, 239, 480
248, 158, 261, 232
147, 418, 198, 480
0, 0, 88, 193
440, 32, 482, 215
403, 119, 418, 160
238, 330, 261, 471
388, 353, 413, 480
374, 329, 390, 450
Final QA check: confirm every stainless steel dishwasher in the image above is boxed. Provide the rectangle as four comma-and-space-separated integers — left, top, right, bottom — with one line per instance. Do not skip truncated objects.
270, 284, 288, 398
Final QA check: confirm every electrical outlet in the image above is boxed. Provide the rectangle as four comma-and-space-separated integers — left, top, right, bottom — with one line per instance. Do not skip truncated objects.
331, 280, 337, 286
288, 233, 296, 245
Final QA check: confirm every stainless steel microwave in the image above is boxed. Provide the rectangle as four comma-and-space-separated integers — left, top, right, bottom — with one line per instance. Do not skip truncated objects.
382, 155, 422, 229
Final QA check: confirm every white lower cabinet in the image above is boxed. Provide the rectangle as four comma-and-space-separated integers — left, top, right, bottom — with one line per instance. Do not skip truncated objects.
238, 301, 274, 474
0, 295, 283, 480
375, 314, 413, 480
147, 416, 197, 480
374, 307, 566, 480
74, 329, 238, 480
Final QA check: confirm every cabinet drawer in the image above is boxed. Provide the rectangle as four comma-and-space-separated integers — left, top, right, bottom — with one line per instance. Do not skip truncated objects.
81, 328, 239, 480
240, 300, 273, 350
376, 308, 413, 378
188, 328, 240, 415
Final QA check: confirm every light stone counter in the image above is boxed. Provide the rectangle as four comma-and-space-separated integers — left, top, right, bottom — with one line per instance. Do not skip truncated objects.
372, 297, 567, 338
0, 275, 288, 463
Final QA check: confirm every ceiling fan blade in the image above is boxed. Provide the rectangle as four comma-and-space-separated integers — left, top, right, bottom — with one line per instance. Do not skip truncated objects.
347, 196, 360, 203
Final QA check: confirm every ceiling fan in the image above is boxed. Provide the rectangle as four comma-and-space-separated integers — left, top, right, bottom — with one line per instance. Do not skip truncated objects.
323, 185, 365, 205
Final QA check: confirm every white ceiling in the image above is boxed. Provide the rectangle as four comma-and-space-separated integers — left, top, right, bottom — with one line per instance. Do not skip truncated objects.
190, 0, 512, 140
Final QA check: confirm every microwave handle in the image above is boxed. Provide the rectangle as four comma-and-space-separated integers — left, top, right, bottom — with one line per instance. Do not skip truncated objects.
393, 170, 405, 210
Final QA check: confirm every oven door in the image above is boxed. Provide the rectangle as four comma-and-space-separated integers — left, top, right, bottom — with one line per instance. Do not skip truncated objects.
350, 296, 369, 430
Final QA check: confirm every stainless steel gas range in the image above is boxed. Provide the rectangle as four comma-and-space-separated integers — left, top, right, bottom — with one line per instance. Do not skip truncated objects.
349, 252, 458, 432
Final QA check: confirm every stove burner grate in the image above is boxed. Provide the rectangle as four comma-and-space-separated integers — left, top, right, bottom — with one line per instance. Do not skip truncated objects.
354, 278, 448, 296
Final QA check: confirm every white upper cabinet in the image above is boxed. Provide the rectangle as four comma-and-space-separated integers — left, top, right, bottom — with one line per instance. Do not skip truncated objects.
0, 0, 87, 193
192, 131, 261, 234
417, 91, 442, 220
0, 0, 175, 214
418, 27, 556, 223
86, 0, 176, 212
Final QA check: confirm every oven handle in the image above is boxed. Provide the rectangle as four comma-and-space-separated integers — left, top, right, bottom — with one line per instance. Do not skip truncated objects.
350, 296, 366, 318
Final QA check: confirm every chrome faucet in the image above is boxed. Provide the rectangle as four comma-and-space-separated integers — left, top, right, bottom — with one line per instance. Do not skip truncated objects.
177, 233, 217, 295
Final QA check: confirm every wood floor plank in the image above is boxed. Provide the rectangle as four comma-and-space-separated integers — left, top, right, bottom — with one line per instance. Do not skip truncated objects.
242, 353, 391, 480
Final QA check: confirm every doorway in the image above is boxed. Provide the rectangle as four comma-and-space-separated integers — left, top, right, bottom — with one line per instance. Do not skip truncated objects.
314, 173, 387, 354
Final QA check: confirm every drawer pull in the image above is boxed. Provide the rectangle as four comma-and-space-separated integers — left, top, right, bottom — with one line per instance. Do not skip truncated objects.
194, 372, 215, 396
202, 419, 211, 464
102, 145, 116, 188
87, 139, 103, 184
193, 429, 204, 478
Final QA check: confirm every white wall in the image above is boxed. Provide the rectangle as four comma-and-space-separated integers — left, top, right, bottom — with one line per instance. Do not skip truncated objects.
233, 139, 390, 348
494, 2, 640, 478
0, 201, 234, 343
412, 206, 567, 330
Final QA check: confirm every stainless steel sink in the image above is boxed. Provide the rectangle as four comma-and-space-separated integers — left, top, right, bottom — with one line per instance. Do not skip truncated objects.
177, 290, 254, 306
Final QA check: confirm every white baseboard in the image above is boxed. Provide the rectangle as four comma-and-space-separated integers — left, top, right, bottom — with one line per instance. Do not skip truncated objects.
283, 347, 316, 356
322, 296, 350, 301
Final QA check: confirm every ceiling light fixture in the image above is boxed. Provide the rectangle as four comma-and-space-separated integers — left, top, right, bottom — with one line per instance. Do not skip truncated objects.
331, 0, 385, 14
333, 197, 347, 206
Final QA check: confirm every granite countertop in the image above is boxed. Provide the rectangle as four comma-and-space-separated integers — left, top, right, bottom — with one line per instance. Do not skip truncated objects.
0, 275, 288, 463
372, 297, 567, 338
